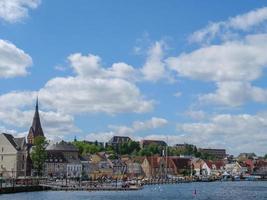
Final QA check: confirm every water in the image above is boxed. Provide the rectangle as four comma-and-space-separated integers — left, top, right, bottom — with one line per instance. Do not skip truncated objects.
1, 181, 267, 200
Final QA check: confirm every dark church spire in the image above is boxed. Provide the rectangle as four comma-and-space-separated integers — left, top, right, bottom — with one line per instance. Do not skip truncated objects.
27, 96, 44, 145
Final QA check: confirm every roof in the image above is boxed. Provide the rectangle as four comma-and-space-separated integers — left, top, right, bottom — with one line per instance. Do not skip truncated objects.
205, 160, 225, 169
46, 141, 78, 152
14, 137, 25, 149
108, 136, 131, 144
140, 140, 167, 147
171, 157, 191, 169
1, 133, 26, 151
145, 156, 161, 168
46, 151, 67, 163
28, 98, 44, 139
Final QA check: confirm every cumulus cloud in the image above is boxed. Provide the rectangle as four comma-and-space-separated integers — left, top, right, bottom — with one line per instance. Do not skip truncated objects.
0, 91, 80, 137
0, 40, 32, 78
167, 34, 267, 82
141, 41, 173, 82
199, 81, 267, 106
68, 53, 137, 80
0, 51, 155, 138
0, 0, 41, 23
189, 7, 267, 44
167, 33, 267, 106
86, 117, 168, 142
175, 113, 267, 155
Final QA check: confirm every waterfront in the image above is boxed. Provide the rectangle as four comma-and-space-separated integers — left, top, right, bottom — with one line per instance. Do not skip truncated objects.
1, 181, 267, 200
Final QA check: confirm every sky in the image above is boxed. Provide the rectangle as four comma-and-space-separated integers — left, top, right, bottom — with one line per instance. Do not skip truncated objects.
1, 0, 267, 156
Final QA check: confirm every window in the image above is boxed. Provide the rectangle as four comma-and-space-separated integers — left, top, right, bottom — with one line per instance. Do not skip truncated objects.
1, 155, 3, 161
1, 147, 3, 152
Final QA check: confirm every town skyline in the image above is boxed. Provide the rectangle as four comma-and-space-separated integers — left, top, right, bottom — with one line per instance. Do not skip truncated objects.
1, 0, 267, 156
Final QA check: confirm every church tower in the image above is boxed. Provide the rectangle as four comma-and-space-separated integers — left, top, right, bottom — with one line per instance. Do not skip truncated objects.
27, 97, 45, 145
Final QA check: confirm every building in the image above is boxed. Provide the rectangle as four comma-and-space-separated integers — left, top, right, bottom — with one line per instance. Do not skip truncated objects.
253, 160, 267, 176
140, 140, 167, 149
125, 157, 144, 178
107, 136, 131, 146
224, 162, 242, 176
0, 133, 29, 178
27, 98, 45, 145
107, 136, 132, 152
169, 157, 192, 176
199, 148, 227, 159
141, 156, 166, 178
191, 158, 211, 177
44, 141, 82, 178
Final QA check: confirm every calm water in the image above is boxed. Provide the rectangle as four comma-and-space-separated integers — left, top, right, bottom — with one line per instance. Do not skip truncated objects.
1, 181, 267, 200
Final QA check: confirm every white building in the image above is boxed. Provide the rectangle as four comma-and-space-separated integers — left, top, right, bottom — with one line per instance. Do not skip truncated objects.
0, 133, 29, 178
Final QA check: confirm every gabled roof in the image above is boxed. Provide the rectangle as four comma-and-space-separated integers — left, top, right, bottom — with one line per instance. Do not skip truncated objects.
1, 133, 26, 151
171, 157, 191, 169
14, 137, 25, 149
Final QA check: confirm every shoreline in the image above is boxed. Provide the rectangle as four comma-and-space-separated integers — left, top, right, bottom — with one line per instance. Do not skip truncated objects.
1, 179, 267, 195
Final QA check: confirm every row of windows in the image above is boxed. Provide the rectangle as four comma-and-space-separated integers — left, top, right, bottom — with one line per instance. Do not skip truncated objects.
67, 166, 82, 171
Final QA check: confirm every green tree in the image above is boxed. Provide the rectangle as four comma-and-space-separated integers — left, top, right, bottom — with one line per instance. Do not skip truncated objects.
73, 141, 103, 155
264, 154, 267, 159
31, 136, 48, 176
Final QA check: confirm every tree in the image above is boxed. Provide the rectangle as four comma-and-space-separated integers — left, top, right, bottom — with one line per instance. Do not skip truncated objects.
31, 136, 48, 176
264, 154, 267, 159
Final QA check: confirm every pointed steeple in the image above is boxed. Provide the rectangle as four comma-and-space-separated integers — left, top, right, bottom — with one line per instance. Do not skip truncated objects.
27, 96, 44, 145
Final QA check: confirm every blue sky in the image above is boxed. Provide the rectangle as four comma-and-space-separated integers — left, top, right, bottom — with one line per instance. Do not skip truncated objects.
1, 0, 267, 155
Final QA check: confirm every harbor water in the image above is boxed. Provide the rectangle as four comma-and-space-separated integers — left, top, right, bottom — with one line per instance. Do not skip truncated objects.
0, 181, 267, 200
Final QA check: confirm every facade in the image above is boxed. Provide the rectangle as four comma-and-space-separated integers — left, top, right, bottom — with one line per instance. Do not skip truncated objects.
141, 156, 166, 178
199, 148, 227, 159
170, 157, 192, 176
44, 141, 82, 178
224, 162, 242, 176
27, 98, 45, 145
192, 158, 211, 176
205, 160, 225, 176
0, 133, 29, 178
253, 160, 267, 176
140, 140, 167, 149
107, 136, 131, 149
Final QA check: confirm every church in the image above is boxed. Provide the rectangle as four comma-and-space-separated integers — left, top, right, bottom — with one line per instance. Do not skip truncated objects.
27, 97, 45, 145
0, 98, 45, 178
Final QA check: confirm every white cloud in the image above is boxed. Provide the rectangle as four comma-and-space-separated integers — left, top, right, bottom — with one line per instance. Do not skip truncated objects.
109, 117, 168, 136
141, 41, 171, 82
0, 40, 32, 78
200, 81, 267, 106
167, 34, 267, 82
175, 113, 267, 155
0, 0, 41, 23
185, 110, 206, 120
0, 91, 80, 138
0, 51, 155, 138
132, 117, 168, 131
86, 117, 168, 142
167, 34, 267, 106
189, 7, 267, 44
68, 53, 137, 81
40, 76, 153, 114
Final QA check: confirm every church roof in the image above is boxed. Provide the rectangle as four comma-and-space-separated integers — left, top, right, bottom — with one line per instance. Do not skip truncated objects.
29, 97, 44, 138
